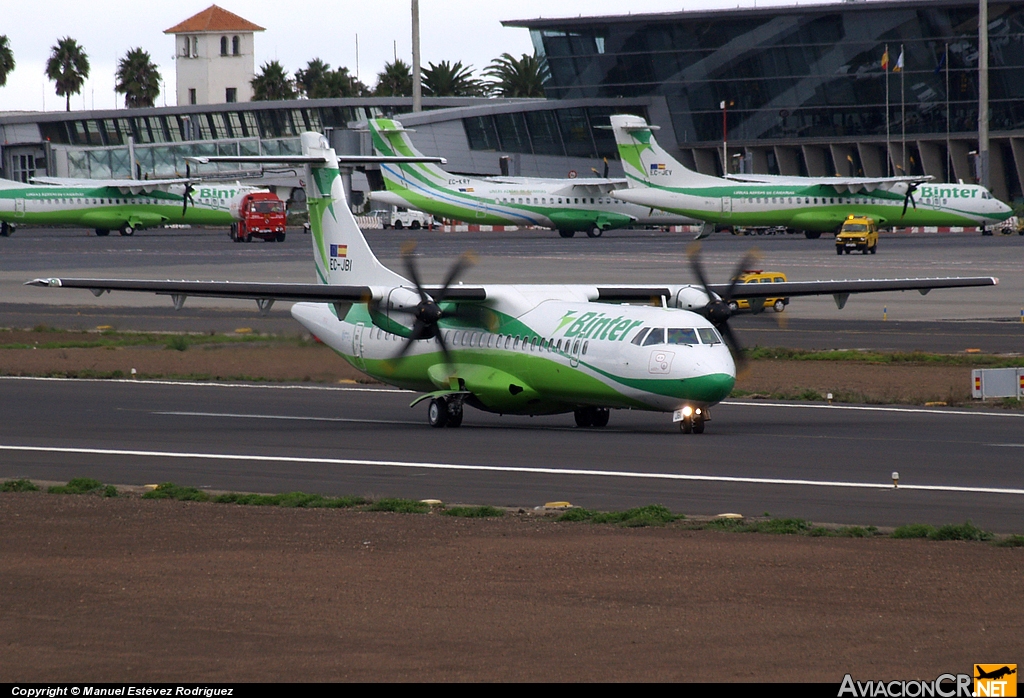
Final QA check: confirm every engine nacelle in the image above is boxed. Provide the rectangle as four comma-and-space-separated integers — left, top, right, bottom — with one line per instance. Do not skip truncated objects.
675, 285, 714, 311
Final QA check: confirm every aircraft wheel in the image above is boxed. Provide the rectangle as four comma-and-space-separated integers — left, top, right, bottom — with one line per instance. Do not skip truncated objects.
119, 224, 134, 236
445, 401, 464, 428
95, 229, 110, 237
773, 300, 785, 312
573, 408, 593, 428
586, 226, 603, 238
428, 398, 449, 428
805, 231, 821, 239
558, 229, 575, 238
591, 408, 609, 428
0, 222, 10, 237
276, 232, 286, 242
679, 416, 693, 434
692, 413, 705, 434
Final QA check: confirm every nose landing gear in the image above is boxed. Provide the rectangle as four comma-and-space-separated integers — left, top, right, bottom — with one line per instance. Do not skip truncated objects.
676, 406, 706, 434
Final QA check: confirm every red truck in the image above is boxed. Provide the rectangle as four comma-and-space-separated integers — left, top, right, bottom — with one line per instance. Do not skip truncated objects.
229, 191, 288, 242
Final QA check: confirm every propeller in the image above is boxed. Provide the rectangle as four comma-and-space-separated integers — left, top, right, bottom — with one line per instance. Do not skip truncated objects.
687, 243, 762, 373
901, 182, 920, 218
181, 162, 196, 217
384, 243, 480, 369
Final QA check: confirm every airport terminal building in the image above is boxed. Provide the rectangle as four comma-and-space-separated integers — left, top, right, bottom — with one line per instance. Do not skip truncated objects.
2, 0, 1022, 204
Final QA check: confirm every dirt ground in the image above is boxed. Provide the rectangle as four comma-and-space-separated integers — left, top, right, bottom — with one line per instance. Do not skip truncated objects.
0, 334, 979, 405
2, 492, 1021, 682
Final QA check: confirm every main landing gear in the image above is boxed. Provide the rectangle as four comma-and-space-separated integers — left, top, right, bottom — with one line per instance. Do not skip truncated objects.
427, 396, 464, 428
574, 407, 609, 428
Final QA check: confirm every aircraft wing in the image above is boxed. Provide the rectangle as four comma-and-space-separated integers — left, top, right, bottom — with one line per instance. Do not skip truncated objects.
31, 176, 192, 194
26, 278, 488, 305
722, 173, 932, 194
486, 176, 625, 187
706, 276, 998, 309
187, 155, 447, 166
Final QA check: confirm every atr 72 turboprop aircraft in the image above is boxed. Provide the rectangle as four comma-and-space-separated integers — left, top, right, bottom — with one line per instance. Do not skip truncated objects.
0, 175, 258, 237
367, 117, 698, 238
30, 132, 999, 433
609, 115, 1013, 238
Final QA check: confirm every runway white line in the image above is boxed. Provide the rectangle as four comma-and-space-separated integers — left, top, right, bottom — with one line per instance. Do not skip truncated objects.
722, 400, 1024, 419
3, 444, 1023, 496
0, 375, 409, 394
155, 411, 419, 426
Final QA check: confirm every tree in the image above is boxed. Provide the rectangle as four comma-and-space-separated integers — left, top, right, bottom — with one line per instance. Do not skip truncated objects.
251, 60, 296, 101
0, 35, 15, 88
422, 60, 485, 97
374, 59, 412, 97
46, 37, 90, 111
295, 58, 367, 99
115, 47, 161, 108
485, 52, 549, 98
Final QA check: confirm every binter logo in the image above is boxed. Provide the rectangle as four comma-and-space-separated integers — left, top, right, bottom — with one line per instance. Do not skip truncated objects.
558, 310, 643, 342
975, 665, 1017, 697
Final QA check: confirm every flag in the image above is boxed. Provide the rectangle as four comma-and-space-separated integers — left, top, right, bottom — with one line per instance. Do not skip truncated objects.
893, 49, 904, 73
881, 49, 890, 70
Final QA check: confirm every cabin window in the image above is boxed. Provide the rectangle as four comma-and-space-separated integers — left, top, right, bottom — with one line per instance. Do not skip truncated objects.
582, 341, 589, 355
556, 339, 563, 351
513, 336, 521, 350
572, 340, 580, 354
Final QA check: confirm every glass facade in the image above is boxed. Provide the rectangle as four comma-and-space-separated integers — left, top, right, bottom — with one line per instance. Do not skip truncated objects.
463, 105, 648, 158
520, 0, 1024, 146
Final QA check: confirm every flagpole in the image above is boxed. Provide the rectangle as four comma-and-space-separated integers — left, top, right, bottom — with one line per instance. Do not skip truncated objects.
901, 44, 906, 174
885, 44, 891, 176
945, 43, 951, 181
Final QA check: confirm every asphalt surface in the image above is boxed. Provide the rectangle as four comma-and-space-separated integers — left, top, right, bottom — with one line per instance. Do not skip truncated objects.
3, 377, 1023, 532
2, 225, 1022, 351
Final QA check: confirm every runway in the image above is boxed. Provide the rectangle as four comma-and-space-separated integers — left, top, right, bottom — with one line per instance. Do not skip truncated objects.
3, 376, 1022, 532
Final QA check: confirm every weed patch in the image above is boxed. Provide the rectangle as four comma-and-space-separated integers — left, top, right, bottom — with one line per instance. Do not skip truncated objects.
994, 535, 1024, 548
48, 478, 117, 497
929, 521, 993, 542
142, 482, 209, 502
2, 478, 40, 492
367, 498, 431, 514
215, 492, 365, 508
590, 504, 680, 527
442, 505, 505, 518
891, 524, 936, 539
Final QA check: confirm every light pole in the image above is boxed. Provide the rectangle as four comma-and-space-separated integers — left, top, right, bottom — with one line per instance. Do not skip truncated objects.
720, 99, 734, 174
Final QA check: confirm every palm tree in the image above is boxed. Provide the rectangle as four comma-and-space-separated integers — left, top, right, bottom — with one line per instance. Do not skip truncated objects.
115, 48, 161, 108
0, 35, 15, 88
374, 59, 412, 97
46, 37, 90, 111
251, 60, 296, 101
295, 59, 368, 99
485, 53, 549, 98
422, 60, 485, 97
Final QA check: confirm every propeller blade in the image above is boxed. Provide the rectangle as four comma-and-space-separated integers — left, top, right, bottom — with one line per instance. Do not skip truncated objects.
717, 321, 747, 374
721, 249, 762, 302
400, 241, 428, 303
434, 251, 477, 302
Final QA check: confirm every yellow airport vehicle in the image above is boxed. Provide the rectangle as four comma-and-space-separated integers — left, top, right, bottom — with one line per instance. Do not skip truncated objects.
836, 215, 878, 255
730, 270, 789, 313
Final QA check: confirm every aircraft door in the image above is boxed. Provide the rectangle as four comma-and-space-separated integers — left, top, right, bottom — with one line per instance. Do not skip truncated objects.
569, 339, 582, 368
352, 323, 366, 370
721, 197, 732, 218
14, 199, 25, 217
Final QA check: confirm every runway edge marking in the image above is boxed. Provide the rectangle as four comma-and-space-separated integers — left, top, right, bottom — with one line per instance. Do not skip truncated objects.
3, 444, 1024, 497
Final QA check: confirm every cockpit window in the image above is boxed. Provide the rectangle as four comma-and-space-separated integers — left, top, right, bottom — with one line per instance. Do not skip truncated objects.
698, 327, 722, 345
667, 328, 699, 345
642, 328, 665, 346
631, 327, 651, 345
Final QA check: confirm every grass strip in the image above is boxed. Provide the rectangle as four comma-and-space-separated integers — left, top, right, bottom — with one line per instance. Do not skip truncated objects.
2, 478, 40, 492
442, 505, 505, 518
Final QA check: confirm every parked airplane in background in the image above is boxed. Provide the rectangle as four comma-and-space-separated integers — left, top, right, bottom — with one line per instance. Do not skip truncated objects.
0, 176, 254, 237
609, 115, 1013, 238
367, 118, 698, 238
30, 132, 998, 433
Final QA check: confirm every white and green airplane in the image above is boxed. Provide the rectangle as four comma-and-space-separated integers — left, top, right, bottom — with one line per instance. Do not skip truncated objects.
29, 132, 999, 433
367, 117, 699, 238
0, 176, 256, 237
609, 115, 1013, 238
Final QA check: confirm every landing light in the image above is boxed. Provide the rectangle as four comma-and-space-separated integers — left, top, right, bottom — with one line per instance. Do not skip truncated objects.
682, 405, 693, 417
